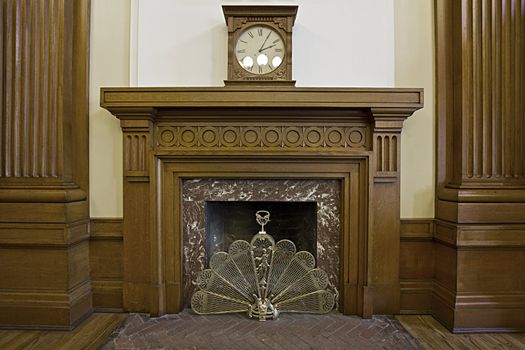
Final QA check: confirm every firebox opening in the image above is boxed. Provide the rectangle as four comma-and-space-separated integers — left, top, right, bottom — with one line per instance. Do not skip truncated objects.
205, 201, 317, 264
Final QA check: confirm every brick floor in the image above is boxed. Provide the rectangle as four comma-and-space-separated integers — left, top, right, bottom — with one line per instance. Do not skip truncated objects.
100, 310, 424, 350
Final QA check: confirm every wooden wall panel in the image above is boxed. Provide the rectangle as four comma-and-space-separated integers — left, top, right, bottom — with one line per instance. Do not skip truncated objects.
0, 0, 91, 329
399, 219, 434, 314
435, 0, 525, 332
90, 219, 123, 312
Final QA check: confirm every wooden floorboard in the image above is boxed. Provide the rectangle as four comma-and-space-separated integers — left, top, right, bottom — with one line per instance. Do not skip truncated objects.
0, 313, 127, 350
397, 315, 525, 350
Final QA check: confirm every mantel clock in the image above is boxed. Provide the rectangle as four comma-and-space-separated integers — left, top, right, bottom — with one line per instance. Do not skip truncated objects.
222, 5, 298, 86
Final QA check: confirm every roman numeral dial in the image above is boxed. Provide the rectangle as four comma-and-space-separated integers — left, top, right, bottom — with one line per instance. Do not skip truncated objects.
235, 25, 285, 75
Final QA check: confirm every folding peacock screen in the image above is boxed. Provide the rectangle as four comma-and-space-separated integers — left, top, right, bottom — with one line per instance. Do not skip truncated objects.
191, 210, 338, 321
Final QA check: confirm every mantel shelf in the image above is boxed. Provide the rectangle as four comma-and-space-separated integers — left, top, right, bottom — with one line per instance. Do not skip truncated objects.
100, 87, 423, 112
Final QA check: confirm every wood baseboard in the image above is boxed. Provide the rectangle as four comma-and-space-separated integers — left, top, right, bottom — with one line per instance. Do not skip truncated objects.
0, 280, 92, 330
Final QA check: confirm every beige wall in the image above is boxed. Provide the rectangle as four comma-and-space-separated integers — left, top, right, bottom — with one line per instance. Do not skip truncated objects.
89, 0, 435, 219
89, 0, 130, 217
395, 0, 435, 218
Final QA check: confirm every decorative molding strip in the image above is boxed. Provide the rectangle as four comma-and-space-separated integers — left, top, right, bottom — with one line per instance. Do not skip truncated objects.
0, 220, 89, 247
155, 125, 369, 150
435, 220, 525, 248
457, 225, 525, 248
90, 218, 123, 240
400, 219, 434, 240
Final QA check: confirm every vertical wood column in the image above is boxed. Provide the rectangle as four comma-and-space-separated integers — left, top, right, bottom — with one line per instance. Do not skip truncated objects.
435, 0, 525, 332
0, 0, 91, 329
117, 112, 164, 316
366, 108, 414, 315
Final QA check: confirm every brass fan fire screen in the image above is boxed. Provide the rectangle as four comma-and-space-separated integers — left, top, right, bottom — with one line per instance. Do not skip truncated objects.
191, 210, 338, 321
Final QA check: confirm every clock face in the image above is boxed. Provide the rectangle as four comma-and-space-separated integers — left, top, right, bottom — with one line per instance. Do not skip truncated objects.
235, 25, 285, 75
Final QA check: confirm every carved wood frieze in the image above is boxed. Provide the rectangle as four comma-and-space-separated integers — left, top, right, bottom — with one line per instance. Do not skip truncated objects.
155, 124, 369, 150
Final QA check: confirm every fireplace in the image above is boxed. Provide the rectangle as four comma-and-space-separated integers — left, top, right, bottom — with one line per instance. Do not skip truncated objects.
182, 178, 340, 307
204, 201, 318, 260
100, 86, 423, 317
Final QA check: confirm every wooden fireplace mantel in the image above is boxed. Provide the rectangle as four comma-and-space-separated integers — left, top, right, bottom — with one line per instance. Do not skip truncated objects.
101, 87, 423, 109
101, 86, 423, 317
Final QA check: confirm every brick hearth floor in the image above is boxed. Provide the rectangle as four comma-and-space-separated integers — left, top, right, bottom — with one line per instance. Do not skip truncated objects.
100, 310, 424, 350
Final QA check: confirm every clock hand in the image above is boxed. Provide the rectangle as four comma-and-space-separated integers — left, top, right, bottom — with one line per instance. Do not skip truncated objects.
259, 44, 276, 52
258, 31, 272, 52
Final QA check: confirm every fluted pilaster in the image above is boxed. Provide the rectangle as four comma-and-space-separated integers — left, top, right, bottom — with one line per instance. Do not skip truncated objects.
0, 0, 91, 329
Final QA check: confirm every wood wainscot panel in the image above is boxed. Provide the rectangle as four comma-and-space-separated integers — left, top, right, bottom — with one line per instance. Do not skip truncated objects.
0, 0, 91, 329
90, 218, 124, 312
399, 219, 434, 314
101, 87, 423, 318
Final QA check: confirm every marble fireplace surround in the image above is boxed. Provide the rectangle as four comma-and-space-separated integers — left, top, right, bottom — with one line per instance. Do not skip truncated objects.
181, 178, 341, 307
101, 86, 423, 318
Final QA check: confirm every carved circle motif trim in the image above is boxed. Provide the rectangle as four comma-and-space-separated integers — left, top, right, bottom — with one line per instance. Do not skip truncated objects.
179, 127, 198, 147
240, 127, 262, 147
304, 127, 324, 147
158, 127, 177, 147
262, 127, 283, 147
156, 125, 369, 149
346, 128, 366, 148
220, 127, 240, 147
284, 127, 304, 147
199, 127, 219, 147
325, 127, 345, 147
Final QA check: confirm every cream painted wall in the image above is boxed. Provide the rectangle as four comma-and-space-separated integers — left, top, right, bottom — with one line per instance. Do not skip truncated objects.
89, 0, 435, 219
395, 0, 435, 218
135, 0, 395, 87
89, 0, 130, 217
